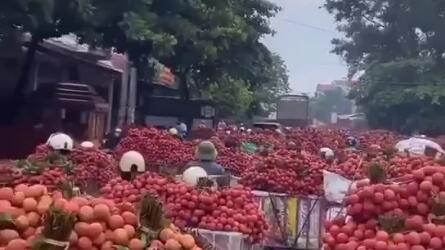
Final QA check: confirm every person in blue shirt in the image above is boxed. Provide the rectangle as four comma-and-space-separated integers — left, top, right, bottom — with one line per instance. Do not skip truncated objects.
176, 121, 188, 138
185, 141, 225, 175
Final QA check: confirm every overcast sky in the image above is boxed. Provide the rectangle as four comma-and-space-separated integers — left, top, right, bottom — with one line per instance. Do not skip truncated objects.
262, 0, 348, 94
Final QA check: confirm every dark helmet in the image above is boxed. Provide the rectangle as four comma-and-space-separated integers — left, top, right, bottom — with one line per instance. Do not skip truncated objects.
346, 136, 358, 147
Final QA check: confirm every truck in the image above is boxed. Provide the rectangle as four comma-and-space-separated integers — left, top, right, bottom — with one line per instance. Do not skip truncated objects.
276, 94, 310, 127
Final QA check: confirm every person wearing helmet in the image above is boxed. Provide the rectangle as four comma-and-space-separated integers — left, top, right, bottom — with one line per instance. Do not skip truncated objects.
239, 123, 246, 134
346, 136, 359, 152
176, 121, 188, 139
47, 133, 74, 153
119, 151, 145, 181
169, 127, 178, 135
168, 127, 182, 140
217, 120, 227, 130
320, 147, 335, 163
185, 141, 225, 175
102, 128, 122, 150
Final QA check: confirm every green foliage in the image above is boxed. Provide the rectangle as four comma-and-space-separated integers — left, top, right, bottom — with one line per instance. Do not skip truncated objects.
202, 77, 254, 120
349, 58, 445, 134
0, 0, 93, 39
207, 52, 290, 119
325, 0, 445, 134
201, 52, 289, 119
250, 53, 291, 116
148, 0, 285, 104
1, 0, 288, 119
310, 87, 353, 123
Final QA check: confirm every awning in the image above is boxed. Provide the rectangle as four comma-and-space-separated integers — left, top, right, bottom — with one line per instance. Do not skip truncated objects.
54, 82, 108, 112
151, 59, 178, 89
338, 113, 365, 120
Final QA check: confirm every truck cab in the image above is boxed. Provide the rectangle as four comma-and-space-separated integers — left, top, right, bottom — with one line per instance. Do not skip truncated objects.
276, 94, 310, 127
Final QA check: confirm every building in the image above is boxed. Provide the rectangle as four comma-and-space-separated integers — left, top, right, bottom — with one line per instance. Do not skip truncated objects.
0, 33, 215, 157
0, 34, 123, 157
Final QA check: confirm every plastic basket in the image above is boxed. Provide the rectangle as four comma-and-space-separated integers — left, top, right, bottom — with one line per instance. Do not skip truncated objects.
176, 174, 234, 189
192, 229, 260, 250
252, 191, 325, 250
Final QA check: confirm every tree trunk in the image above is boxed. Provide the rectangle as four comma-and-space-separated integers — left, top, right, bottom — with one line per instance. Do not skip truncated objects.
177, 70, 191, 130
9, 33, 40, 119
180, 79, 190, 100
179, 70, 190, 100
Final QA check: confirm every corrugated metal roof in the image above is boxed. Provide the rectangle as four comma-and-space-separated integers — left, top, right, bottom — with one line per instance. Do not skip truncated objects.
54, 82, 108, 112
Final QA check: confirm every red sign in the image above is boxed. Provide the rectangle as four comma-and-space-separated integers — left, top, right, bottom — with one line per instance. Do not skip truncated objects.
153, 63, 178, 89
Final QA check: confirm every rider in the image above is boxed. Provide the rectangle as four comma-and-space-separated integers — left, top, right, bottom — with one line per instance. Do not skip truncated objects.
320, 147, 335, 163
103, 127, 122, 150
119, 151, 145, 181
176, 120, 188, 139
47, 133, 74, 154
168, 127, 183, 140
185, 141, 225, 175
345, 136, 359, 152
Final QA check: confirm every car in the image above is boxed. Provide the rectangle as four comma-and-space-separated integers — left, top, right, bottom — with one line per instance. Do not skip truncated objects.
253, 122, 283, 133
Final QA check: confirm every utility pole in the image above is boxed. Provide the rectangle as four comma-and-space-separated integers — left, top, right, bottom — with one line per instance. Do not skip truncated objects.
118, 61, 130, 126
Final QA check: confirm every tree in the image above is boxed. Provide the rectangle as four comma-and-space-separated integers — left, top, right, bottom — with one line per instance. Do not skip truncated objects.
248, 53, 290, 116
121, 0, 287, 118
325, 0, 445, 73
310, 87, 353, 123
349, 58, 445, 135
0, 0, 94, 121
325, 0, 445, 134
80, 0, 285, 115
147, 0, 282, 100
202, 77, 254, 120
201, 53, 290, 119
1, 0, 287, 122
78, 0, 177, 58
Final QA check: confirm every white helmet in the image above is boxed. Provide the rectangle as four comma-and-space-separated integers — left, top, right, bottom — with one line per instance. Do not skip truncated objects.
320, 147, 334, 159
169, 127, 178, 135
47, 133, 74, 151
80, 141, 95, 149
119, 151, 145, 173
182, 166, 208, 186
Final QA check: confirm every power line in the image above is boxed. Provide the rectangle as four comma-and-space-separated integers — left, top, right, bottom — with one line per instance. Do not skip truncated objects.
351, 80, 445, 86
297, 61, 346, 66
276, 17, 338, 35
